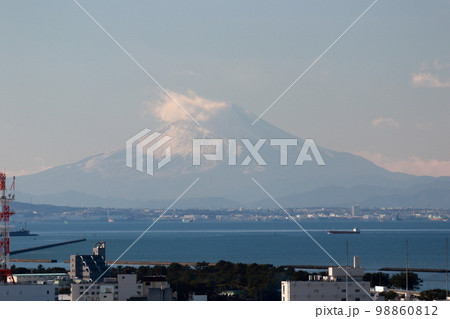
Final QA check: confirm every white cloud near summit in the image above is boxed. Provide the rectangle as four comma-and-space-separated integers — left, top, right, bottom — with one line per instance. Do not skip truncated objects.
411, 73, 450, 88
411, 60, 450, 88
371, 117, 400, 128
149, 90, 229, 122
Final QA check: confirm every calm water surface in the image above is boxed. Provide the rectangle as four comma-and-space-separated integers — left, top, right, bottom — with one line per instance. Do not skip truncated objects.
10, 219, 450, 290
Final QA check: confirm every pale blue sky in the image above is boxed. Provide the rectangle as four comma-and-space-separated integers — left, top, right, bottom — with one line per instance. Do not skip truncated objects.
1, 0, 449, 176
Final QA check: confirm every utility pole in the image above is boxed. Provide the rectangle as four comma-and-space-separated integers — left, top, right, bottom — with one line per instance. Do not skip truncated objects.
405, 239, 409, 300
346, 240, 348, 301
446, 237, 448, 300
0, 173, 15, 284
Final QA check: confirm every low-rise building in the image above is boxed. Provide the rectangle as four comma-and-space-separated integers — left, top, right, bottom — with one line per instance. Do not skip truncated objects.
71, 274, 143, 301
0, 284, 58, 301
9, 273, 69, 284
141, 276, 173, 301
71, 274, 174, 301
281, 256, 372, 301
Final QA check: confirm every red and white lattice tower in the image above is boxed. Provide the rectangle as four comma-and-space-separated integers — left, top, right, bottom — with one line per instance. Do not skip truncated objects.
0, 173, 15, 284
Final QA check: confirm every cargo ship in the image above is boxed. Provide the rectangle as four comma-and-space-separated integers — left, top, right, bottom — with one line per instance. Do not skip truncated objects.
328, 227, 360, 235
428, 215, 448, 221
10, 227, 38, 237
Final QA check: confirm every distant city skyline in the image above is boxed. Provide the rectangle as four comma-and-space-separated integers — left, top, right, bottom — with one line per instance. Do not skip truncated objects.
1, 1, 449, 177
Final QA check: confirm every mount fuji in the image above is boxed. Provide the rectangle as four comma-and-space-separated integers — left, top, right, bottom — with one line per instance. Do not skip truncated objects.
16, 101, 450, 209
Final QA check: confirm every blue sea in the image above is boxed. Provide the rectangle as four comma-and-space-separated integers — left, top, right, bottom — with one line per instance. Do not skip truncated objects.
9, 219, 450, 291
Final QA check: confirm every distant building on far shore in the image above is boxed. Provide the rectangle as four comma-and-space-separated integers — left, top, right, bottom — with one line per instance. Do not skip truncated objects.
281, 256, 372, 301
351, 205, 361, 217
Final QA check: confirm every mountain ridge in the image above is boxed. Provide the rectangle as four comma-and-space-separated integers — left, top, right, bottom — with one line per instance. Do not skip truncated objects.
16, 103, 450, 208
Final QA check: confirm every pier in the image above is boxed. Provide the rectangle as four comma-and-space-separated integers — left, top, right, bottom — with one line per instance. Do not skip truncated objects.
62, 260, 217, 267
10, 238, 86, 255
10, 258, 57, 263
379, 267, 449, 273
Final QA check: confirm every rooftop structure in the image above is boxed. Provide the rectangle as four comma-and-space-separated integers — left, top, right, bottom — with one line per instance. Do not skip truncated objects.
9, 273, 69, 285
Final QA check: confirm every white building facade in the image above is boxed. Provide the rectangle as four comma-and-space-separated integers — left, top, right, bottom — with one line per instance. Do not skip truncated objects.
71, 274, 143, 301
10, 273, 69, 284
282, 256, 372, 301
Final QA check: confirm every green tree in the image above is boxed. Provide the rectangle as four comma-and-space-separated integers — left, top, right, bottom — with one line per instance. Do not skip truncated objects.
363, 272, 390, 287
34, 264, 45, 273
195, 261, 210, 271
11, 266, 31, 274
389, 272, 422, 291
380, 291, 398, 301
419, 289, 448, 301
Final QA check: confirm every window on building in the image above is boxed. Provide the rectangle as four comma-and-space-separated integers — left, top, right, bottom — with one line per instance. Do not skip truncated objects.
355, 298, 360, 301
47, 290, 49, 294
355, 289, 360, 292
341, 289, 346, 293
313, 289, 319, 293
341, 298, 346, 301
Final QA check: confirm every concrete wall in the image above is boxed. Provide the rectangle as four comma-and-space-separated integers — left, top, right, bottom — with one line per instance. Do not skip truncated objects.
147, 288, 173, 301
117, 274, 142, 301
